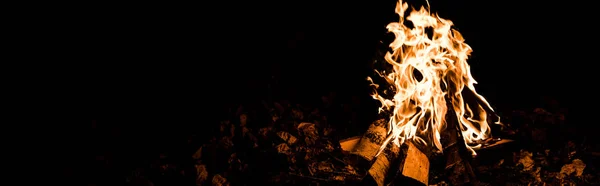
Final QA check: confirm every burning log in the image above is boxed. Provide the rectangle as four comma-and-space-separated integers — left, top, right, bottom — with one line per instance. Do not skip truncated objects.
342, 119, 430, 186
441, 103, 477, 185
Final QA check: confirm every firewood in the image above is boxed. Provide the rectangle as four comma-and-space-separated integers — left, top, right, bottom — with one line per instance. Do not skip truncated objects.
368, 141, 430, 186
442, 101, 477, 185
341, 119, 430, 186
365, 142, 401, 186
339, 136, 360, 152
347, 119, 388, 169
398, 141, 429, 185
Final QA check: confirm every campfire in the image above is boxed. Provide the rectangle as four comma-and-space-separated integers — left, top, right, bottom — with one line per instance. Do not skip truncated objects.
367, 0, 500, 155
84, 0, 594, 185
345, 0, 502, 185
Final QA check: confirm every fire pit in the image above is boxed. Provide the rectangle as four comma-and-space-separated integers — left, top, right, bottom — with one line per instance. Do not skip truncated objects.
339, 0, 503, 185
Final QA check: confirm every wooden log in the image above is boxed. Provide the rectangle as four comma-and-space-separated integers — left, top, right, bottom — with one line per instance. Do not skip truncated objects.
339, 136, 360, 152
340, 119, 430, 186
441, 99, 477, 185
350, 119, 388, 162
346, 119, 388, 170
365, 142, 401, 186
369, 141, 430, 186
398, 141, 429, 185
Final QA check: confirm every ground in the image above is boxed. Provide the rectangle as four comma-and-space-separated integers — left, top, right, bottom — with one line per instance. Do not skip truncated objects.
79, 94, 596, 186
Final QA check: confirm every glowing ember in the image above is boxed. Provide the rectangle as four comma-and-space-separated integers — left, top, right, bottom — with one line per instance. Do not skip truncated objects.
367, 0, 501, 156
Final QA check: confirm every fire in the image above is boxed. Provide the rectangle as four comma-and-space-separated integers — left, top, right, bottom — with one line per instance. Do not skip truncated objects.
367, 0, 500, 156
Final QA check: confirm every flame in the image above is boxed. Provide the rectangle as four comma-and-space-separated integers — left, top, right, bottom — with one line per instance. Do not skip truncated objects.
368, 0, 500, 156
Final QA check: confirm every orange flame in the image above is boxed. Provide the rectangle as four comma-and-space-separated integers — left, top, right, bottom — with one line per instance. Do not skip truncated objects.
367, 0, 501, 156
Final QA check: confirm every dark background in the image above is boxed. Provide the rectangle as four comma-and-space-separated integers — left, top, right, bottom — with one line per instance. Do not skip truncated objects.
85, 0, 579, 117
40, 0, 594, 183
74, 0, 586, 155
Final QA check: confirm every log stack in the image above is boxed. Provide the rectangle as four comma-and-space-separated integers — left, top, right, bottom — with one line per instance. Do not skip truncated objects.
341, 119, 430, 186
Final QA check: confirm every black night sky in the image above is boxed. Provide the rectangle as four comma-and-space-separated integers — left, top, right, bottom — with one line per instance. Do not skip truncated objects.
66, 0, 589, 184
87, 0, 576, 118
